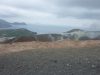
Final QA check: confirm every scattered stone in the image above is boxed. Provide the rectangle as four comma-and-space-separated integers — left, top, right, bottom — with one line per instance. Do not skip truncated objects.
66, 64, 72, 67
85, 58, 89, 61
53, 60, 58, 63
91, 64, 96, 68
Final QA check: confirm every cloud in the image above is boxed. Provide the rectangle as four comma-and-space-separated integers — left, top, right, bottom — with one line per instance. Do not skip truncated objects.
69, 0, 100, 9
0, 5, 20, 18
0, 0, 57, 13
47, 0, 100, 20
50, 0, 100, 9
78, 11, 100, 19
0, 0, 100, 27
89, 23, 100, 31
0, 4, 56, 23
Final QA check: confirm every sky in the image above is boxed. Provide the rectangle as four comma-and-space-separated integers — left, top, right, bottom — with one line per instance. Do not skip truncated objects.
0, 0, 100, 28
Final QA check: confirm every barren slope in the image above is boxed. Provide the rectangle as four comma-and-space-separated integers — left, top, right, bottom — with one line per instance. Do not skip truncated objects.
0, 40, 100, 53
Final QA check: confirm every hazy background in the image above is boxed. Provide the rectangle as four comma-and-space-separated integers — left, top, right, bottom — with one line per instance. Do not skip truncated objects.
0, 0, 100, 33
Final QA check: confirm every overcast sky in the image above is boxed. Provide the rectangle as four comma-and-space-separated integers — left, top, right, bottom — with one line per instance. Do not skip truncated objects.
0, 0, 100, 27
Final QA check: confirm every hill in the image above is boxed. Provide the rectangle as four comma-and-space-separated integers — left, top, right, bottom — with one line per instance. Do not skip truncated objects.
0, 28, 37, 37
11, 22, 26, 25
64, 29, 100, 40
0, 19, 27, 28
67, 29, 84, 33
0, 19, 11, 28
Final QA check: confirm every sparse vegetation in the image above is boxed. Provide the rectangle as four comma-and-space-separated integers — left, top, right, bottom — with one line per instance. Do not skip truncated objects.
0, 28, 37, 37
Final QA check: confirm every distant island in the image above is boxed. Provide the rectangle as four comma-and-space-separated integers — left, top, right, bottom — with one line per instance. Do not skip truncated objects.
0, 19, 11, 28
0, 19, 27, 28
11, 22, 26, 25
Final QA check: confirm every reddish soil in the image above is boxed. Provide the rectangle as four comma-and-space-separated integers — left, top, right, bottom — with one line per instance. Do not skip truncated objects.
0, 40, 100, 53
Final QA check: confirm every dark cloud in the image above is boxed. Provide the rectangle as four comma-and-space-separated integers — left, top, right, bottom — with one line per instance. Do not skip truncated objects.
69, 0, 100, 9
57, 10, 100, 20
46, 0, 100, 20
51, 0, 100, 9
78, 12, 100, 19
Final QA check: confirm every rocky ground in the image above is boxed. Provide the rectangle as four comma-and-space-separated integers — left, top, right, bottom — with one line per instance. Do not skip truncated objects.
0, 40, 100, 75
0, 47, 100, 75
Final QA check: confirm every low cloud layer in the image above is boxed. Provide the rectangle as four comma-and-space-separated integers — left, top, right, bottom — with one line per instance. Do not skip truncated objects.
0, 0, 100, 27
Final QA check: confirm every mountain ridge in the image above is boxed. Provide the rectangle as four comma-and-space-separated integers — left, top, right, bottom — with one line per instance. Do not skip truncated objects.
0, 19, 27, 28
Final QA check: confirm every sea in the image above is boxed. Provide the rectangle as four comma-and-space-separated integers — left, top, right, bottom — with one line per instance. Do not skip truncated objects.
0, 24, 75, 34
